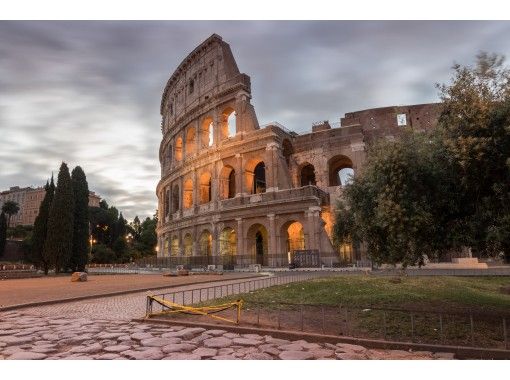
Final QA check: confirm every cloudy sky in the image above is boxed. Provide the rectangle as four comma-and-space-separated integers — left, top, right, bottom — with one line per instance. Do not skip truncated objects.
1, 21, 510, 220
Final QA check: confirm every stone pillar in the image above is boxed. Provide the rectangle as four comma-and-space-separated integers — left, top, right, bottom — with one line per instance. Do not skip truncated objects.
268, 214, 277, 265
178, 229, 184, 256
211, 217, 220, 257
265, 142, 279, 192
193, 169, 198, 211
306, 206, 322, 252
213, 109, 221, 148
236, 217, 244, 257
192, 225, 198, 256
178, 176, 183, 218
235, 153, 244, 196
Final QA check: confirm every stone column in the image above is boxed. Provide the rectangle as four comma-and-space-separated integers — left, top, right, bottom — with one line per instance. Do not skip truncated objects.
178, 176, 183, 218
306, 206, 322, 252
192, 225, 198, 256
268, 214, 277, 266
236, 217, 244, 257
193, 169, 198, 212
235, 153, 244, 196
265, 142, 279, 192
178, 229, 184, 256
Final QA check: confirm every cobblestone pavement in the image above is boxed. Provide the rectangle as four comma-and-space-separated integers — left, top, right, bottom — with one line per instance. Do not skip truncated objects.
0, 273, 456, 359
0, 311, 454, 360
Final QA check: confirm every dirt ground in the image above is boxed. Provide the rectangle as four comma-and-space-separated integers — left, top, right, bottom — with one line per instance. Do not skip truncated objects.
0, 273, 258, 308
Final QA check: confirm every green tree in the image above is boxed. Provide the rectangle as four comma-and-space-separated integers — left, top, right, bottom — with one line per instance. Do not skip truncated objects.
44, 162, 75, 274
437, 52, 510, 262
70, 166, 90, 272
2, 200, 20, 227
31, 178, 55, 274
0, 211, 7, 257
333, 132, 462, 268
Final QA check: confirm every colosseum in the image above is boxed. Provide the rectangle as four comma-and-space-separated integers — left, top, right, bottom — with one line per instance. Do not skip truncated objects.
156, 34, 439, 268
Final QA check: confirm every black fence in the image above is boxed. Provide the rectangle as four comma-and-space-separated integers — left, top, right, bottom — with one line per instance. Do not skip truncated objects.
146, 272, 510, 350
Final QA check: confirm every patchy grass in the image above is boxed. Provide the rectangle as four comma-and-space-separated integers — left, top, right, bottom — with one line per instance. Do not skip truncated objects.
195, 275, 510, 348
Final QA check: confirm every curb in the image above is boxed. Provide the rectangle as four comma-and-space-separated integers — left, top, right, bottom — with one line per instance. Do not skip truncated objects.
134, 317, 510, 360
0, 274, 265, 312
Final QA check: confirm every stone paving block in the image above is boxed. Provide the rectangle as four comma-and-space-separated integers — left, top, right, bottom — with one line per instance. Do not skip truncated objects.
0, 335, 34, 345
161, 343, 197, 353
121, 348, 164, 360
69, 342, 103, 354
203, 337, 233, 348
163, 353, 202, 360
130, 332, 153, 341
104, 345, 132, 353
244, 352, 274, 360
278, 351, 314, 360
206, 330, 227, 336
193, 347, 217, 358
8, 351, 47, 360
232, 337, 263, 346
140, 337, 180, 347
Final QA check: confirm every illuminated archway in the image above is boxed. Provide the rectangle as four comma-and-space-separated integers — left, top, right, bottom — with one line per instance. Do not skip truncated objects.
221, 107, 236, 139
219, 227, 237, 256
171, 184, 180, 213
199, 172, 212, 204
183, 179, 193, 209
170, 235, 179, 256
199, 230, 212, 256
246, 223, 268, 265
201, 117, 214, 147
219, 165, 236, 199
175, 137, 183, 161
183, 233, 193, 256
185, 127, 196, 156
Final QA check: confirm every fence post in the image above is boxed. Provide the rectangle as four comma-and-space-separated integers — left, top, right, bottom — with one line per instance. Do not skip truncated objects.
503, 317, 508, 350
300, 304, 304, 331
411, 313, 415, 342
321, 306, 325, 334
383, 311, 387, 340
439, 314, 444, 344
470, 314, 475, 346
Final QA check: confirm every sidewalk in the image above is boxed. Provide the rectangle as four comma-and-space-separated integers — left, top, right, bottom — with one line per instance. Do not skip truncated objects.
0, 273, 260, 309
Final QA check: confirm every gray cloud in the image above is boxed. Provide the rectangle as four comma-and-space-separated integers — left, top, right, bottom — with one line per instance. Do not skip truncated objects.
1, 21, 510, 220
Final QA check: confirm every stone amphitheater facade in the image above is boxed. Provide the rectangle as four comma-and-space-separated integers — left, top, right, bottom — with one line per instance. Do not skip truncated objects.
156, 34, 440, 267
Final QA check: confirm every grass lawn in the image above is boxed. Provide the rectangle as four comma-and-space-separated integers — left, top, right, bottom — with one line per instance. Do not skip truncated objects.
195, 275, 510, 348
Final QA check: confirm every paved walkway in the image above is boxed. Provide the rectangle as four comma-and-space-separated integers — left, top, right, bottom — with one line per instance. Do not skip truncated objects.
0, 273, 455, 359
0, 273, 258, 309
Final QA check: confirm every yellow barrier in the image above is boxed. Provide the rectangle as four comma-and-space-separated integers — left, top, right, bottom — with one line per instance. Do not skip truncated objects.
147, 295, 243, 324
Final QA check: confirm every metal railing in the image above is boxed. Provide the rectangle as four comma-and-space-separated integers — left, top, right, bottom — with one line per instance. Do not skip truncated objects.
145, 272, 510, 350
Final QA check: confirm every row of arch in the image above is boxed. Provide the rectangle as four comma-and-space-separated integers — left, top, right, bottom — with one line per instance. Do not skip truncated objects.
162, 221, 305, 261
163, 161, 266, 215
163, 108, 236, 166
299, 156, 355, 187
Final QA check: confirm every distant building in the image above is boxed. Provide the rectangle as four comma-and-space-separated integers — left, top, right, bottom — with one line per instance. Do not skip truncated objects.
0, 185, 101, 227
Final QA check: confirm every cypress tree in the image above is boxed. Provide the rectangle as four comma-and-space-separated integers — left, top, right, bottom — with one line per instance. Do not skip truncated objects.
0, 211, 7, 258
44, 162, 74, 274
70, 166, 90, 272
32, 177, 55, 274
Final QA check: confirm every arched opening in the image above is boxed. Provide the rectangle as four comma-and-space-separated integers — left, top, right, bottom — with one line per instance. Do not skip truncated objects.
300, 163, 316, 186
338, 241, 354, 264
328, 155, 354, 186
164, 144, 172, 167
246, 223, 268, 265
219, 165, 236, 199
188, 79, 194, 94
171, 184, 180, 213
183, 233, 193, 256
285, 221, 305, 253
164, 188, 170, 217
219, 227, 237, 256
183, 179, 193, 209
170, 235, 179, 256
282, 139, 293, 166
185, 127, 196, 156
175, 137, 183, 161
199, 172, 212, 204
253, 162, 266, 194
221, 107, 236, 140
201, 117, 214, 147
199, 230, 212, 256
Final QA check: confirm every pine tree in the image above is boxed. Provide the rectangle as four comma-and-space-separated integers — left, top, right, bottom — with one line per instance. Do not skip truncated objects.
70, 166, 90, 272
44, 162, 75, 274
31, 177, 55, 274
0, 211, 7, 258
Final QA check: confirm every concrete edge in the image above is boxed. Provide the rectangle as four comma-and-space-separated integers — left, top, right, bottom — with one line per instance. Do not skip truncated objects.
0, 274, 265, 312
133, 317, 510, 360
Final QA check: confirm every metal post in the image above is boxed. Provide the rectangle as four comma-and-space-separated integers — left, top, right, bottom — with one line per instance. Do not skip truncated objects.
411, 313, 415, 342
321, 306, 325, 334
300, 304, 304, 331
470, 314, 474, 346
503, 318, 508, 350
439, 314, 444, 344
383, 311, 387, 340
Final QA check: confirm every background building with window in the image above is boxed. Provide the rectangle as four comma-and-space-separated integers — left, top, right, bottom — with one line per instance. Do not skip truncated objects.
156, 34, 440, 267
